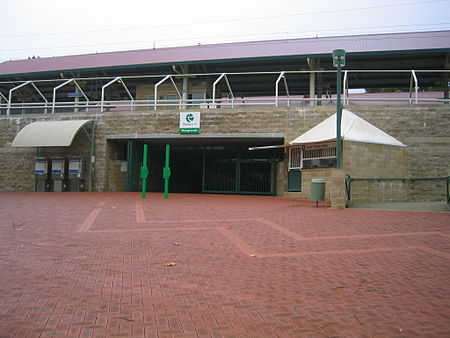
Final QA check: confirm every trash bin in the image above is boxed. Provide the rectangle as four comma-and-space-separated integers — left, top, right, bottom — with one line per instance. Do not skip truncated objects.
310, 179, 325, 206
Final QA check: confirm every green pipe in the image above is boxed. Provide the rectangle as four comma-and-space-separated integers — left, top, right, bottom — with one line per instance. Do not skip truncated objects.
336, 63, 342, 170
349, 177, 449, 182
88, 121, 95, 192
140, 144, 149, 199
163, 144, 171, 199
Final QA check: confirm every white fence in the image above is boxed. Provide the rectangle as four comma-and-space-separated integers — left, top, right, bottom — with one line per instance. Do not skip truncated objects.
1, 70, 449, 115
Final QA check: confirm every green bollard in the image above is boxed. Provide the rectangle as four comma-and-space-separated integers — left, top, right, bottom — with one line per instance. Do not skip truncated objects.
163, 144, 171, 199
140, 144, 149, 199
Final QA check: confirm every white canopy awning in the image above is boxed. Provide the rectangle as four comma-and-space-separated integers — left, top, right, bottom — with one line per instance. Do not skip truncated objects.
11, 120, 93, 147
249, 109, 405, 151
290, 109, 405, 147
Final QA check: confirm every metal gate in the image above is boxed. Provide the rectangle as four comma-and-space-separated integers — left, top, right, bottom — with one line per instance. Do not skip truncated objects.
202, 145, 276, 195
126, 142, 278, 195
126, 140, 141, 191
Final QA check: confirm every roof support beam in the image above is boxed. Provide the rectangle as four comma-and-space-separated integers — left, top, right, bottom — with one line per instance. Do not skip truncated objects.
212, 73, 234, 107
7, 81, 48, 115
275, 72, 289, 107
343, 71, 349, 105
0, 91, 8, 103
101, 77, 134, 112
154, 75, 181, 110
409, 70, 418, 104
52, 79, 90, 113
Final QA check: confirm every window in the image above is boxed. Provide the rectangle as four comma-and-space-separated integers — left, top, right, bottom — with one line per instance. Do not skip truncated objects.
303, 143, 336, 161
288, 146, 302, 170
302, 142, 337, 169
288, 142, 337, 169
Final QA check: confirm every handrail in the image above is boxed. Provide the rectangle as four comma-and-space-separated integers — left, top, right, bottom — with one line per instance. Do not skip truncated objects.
2, 96, 450, 116
153, 75, 182, 110
102, 77, 134, 112
1, 69, 450, 115
212, 73, 234, 107
275, 72, 290, 107
52, 79, 89, 114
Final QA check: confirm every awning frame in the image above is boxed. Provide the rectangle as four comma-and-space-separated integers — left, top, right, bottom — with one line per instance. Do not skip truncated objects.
11, 119, 95, 192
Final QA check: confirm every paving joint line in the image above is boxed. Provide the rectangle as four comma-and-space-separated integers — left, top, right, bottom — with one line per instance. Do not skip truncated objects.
79, 212, 450, 259
135, 200, 145, 223
216, 227, 256, 256
257, 246, 422, 258
77, 201, 106, 233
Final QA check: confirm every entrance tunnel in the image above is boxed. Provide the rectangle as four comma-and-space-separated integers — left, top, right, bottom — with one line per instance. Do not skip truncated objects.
113, 139, 284, 195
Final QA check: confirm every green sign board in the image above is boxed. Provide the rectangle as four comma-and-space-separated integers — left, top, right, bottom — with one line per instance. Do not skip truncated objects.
179, 112, 201, 134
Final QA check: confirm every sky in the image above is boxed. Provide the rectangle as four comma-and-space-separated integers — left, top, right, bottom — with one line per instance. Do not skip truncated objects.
0, 0, 449, 62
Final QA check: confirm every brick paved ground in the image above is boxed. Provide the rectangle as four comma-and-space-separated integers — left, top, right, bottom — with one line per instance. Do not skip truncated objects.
0, 192, 449, 337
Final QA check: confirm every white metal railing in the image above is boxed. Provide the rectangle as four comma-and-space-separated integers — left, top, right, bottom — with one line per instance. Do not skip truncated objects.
1, 69, 449, 116
2, 95, 450, 115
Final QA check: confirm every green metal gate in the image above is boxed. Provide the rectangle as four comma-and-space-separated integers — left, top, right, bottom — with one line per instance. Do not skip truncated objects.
202, 145, 276, 195
126, 142, 278, 195
126, 140, 140, 191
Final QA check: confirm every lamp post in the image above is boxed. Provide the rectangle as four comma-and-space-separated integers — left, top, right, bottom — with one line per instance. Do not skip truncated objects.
332, 49, 346, 170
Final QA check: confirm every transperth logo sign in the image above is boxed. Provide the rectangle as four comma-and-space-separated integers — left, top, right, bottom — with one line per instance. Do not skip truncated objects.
179, 112, 201, 134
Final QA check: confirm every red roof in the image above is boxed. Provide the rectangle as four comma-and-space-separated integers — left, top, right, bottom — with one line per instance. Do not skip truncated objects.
1, 30, 449, 77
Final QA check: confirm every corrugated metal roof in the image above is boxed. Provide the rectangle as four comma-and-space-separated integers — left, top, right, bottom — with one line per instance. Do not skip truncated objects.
11, 120, 92, 147
1, 30, 449, 77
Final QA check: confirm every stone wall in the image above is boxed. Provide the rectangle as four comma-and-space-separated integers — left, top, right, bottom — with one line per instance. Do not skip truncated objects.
108, 160, 126, 192
1, 105, 448, 203
284, 167, 336, 202
348, 106, 449, 202
343, 141, 408, 203
0, 114, 100, 191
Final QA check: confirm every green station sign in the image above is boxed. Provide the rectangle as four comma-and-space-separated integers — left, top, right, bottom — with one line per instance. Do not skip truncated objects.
179, 112, 201, 134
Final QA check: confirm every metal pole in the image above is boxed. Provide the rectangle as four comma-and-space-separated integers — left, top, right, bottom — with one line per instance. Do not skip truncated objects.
275, 72, 284, 107
163, 144, 171, 199
141, 144, 149, 199
88, 121, 95, 192
212, 73, 226, 107
336, 63, 342, 170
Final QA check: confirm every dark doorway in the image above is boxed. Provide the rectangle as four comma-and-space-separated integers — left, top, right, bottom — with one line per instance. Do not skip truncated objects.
125, 141, 282, 195
203, 145, 278, 195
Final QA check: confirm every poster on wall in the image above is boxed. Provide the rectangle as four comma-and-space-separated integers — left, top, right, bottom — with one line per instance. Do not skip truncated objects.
179, 112, 201, 134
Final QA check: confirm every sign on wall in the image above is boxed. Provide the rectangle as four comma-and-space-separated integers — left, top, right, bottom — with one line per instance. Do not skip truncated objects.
179, 112, 201, 134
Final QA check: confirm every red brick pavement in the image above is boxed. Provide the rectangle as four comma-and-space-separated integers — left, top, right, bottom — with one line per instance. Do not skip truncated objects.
0, 192, 449, 337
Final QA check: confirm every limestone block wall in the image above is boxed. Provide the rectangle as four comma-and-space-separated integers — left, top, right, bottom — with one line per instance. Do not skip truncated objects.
348, 106, 449, 201
284, 167, 336, 202
0, 114, 101, 191
0, 105, 448, 203
108, 160, 126, 192
343, 141, 408, 203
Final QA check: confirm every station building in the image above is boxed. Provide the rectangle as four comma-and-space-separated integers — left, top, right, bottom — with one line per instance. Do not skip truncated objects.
0, 30, 449, 207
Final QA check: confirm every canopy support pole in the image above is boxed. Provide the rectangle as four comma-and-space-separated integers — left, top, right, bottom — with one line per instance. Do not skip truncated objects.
8, 81, 50, 115
88, 121, 95, 192
212, 73, 234, 107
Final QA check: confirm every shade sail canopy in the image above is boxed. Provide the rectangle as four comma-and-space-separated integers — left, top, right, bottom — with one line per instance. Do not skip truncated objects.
11, 120, 92, 147
290, 109, 405, 147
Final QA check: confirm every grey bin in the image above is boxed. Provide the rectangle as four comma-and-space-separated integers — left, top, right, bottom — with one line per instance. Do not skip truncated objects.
310, 179, 325, 205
